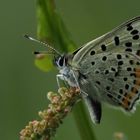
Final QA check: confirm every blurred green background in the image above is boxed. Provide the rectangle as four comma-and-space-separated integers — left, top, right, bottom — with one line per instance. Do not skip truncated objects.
1, 0, 140, 140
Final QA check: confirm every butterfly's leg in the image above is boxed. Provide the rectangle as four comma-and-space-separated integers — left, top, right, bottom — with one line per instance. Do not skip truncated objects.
71, 70, 88, 97
56, 74, 63, 88
56, 74, 69, 88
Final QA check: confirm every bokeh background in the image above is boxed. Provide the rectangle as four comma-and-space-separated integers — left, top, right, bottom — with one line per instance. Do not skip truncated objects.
1, 0, 140, 140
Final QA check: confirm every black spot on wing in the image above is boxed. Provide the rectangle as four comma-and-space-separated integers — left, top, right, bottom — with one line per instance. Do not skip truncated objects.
136, 62, 140, 65
127, 67, 132, 71
114, 36, 120, 46
125, 42, 132, 47
91, 61, 95, 65
106, 86, 111, 91
123, 77, 128, 81
108, 78, 114, 82
101, 44, 107, 51
102, 56, 107, 61
119, 89, 123, 94
104, 70, 109, 74
95, 70, 100, 74
118, 61, 123, 65
116, 54, 122, 59
129, 60, 134, 65
125, 48, 132, 52
107, 94, 113, 98
133, 35, 139, 40
111, 67, 116, 72
96, 81, 101, 85
131, 29, 139, 35
136, 50, 140, 56
90, 50, 95, 55
126, 23, 133, 31
125, 84, 130, 90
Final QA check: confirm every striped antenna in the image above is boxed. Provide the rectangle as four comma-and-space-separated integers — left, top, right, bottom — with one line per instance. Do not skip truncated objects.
24, 34, 61, 56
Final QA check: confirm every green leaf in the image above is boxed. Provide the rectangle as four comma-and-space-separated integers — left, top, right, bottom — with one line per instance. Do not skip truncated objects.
35, 54, 55, 72
35, 0, 76, 72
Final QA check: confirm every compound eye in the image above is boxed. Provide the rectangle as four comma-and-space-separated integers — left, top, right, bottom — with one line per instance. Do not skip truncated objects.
58, 56, 64, 67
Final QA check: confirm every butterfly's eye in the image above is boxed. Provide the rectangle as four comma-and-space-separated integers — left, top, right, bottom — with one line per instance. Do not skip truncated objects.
55, 55, 66, 68
58, 56, 64, 67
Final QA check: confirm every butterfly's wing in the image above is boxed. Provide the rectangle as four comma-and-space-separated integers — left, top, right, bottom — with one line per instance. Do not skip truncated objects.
72, 16, 140, 117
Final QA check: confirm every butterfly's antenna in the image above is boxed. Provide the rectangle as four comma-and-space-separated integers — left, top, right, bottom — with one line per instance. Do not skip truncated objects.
24, 34, 61, 56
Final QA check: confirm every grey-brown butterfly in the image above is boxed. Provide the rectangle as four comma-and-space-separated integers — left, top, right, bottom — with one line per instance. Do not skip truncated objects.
25, 16, 140, 124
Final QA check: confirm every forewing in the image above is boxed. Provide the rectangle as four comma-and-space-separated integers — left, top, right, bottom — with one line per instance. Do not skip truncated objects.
73, 16, 140, 62
72, 16, 140, 112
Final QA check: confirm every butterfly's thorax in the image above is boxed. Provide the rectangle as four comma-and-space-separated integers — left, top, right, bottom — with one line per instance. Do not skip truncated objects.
59, 66, 79, 87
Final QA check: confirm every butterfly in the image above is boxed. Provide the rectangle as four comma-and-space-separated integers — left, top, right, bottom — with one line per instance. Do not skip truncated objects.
25, 16, 140, 124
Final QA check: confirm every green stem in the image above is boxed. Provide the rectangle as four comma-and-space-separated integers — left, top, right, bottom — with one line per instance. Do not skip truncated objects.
73, 102, 96, 140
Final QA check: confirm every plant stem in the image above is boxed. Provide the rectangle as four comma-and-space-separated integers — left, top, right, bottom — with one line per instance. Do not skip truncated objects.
73, 102, 96, 140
